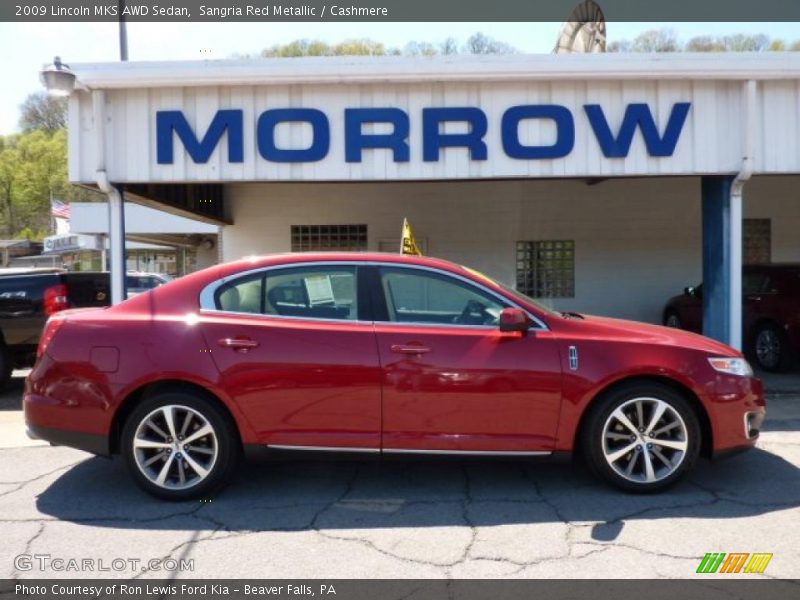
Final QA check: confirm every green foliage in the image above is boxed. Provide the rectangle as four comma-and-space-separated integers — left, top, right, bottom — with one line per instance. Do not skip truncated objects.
0, 129, 100, 238
19, 92, 67, 134
610, 28, 800, 53
261, 33, 518, 58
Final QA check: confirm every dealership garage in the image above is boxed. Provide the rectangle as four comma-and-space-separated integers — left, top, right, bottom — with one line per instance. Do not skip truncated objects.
62, 52, 800, 362
222, 175, 800, 326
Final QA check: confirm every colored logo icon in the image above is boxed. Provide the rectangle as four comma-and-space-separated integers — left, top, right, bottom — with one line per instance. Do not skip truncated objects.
696, 552, 773, 574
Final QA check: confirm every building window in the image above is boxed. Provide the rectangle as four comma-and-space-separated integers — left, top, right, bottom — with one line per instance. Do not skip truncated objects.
290, 224, 367, 252
516, 240, 575, 298
744, 219, 771, 265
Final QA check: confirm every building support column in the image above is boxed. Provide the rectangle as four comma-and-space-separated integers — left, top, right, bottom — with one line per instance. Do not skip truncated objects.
701, 175, 742, 349
108, 185, 127, 303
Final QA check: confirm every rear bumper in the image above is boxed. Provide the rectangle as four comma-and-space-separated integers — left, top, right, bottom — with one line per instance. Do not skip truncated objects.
25, 422, 109, 455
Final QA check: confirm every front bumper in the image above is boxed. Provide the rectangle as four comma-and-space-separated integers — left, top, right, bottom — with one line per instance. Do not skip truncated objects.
708, 375, 766, 458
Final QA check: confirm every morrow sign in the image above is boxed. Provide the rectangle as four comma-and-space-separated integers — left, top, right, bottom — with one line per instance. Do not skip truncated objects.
156, 102, 692, 165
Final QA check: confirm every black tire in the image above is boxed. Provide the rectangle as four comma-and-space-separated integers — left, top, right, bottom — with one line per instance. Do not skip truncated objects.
663, 310, 682, 329
750, 322, 792, 373
121, 391, 241, 501
580, 382, 701, 493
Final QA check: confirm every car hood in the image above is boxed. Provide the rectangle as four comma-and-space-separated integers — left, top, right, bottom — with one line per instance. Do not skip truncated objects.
565, 314, 740, 356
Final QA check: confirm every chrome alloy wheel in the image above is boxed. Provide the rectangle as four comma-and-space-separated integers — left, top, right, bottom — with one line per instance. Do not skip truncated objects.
755, 328, 781, 370
601, 397, 689, 484
132, 404, 218, 490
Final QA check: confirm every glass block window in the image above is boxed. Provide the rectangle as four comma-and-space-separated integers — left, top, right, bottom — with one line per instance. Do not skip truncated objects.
291, 224, 367, 252
516, 240, 575, 298
744, 219, 771, 265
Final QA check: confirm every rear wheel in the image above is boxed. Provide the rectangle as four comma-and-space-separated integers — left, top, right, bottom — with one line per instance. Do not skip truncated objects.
581, 383, 701, 493
121, 391, 241, 500
752, 322, 792, 372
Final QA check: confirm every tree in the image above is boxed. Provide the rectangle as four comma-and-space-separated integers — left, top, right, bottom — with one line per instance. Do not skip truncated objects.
769, 39, 787, 51
721, 33, 770, 52
685, 36, 725, 52
616, 29, 800, 53
440, 37, 458, 55
404, 41, 439, 57
333, 39, 386, 56
629, 29, 679, 53
0, 130, 100, 238
260, 34, 518, 59
19, 92, 67, 134
464, 32, 517, 55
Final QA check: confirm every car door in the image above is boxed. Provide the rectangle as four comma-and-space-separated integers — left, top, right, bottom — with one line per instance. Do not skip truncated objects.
198, 263, 382, 449
371, 265, 563, 453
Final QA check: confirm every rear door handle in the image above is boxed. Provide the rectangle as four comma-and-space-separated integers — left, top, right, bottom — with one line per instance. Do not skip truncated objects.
391, 344, 432, 355
218, 337, 259, 352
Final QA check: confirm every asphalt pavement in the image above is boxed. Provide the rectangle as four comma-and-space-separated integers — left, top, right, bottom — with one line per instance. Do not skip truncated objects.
2, 371, 799, 579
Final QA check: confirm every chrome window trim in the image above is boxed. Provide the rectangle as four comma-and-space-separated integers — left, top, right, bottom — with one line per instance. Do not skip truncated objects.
198, 260, 549, 331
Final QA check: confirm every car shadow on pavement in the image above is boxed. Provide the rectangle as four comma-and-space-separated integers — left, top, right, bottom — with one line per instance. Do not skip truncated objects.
36, 447, 800, 541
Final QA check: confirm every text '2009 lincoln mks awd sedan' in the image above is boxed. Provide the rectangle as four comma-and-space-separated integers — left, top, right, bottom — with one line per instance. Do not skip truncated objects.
25, 253, 765, 500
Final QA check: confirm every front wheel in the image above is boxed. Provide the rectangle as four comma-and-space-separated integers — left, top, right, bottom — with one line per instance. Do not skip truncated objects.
121, 392, 241, 500
581, 383, 701, 493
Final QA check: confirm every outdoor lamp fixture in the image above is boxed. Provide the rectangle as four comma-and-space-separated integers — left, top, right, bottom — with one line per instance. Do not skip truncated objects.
40, 56, 81, 96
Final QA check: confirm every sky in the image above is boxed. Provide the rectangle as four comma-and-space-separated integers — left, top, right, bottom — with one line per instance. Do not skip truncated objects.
1, 21, 798, 135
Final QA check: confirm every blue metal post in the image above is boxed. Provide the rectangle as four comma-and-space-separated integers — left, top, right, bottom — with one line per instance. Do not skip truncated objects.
701, 175, 734, 344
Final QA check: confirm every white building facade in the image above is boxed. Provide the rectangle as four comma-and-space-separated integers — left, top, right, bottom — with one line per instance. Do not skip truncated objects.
63, 53, 800, 343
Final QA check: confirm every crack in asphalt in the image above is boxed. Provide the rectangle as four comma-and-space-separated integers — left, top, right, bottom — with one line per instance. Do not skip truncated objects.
0, 460, 83, 498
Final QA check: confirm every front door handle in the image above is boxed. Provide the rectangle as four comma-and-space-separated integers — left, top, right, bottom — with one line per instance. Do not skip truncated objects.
218, 337, 259, 352
391, 344, 432, 355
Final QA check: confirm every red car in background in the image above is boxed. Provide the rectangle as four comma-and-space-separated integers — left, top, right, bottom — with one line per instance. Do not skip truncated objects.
25, 253, 764, 500
663, 264, 800, 372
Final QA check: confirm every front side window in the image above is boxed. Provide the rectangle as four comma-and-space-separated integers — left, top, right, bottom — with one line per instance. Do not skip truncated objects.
379, 267, 506, 326
215, 266, 358, 321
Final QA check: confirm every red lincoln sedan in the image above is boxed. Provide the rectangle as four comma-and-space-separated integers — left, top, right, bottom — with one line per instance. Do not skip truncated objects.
25, 253, 765, 500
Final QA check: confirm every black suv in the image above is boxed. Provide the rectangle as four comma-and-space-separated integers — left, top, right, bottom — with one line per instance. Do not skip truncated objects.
0, 269, 113, 387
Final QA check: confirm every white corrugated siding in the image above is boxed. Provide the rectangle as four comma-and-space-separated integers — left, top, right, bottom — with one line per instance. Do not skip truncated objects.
69, 78, 799, 184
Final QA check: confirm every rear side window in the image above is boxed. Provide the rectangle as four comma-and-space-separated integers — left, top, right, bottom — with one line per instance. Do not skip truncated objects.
214, 266, 359, 321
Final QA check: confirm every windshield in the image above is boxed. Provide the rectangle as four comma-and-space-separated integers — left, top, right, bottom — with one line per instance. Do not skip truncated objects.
460, 265, 559, 316
496, 282, 560, 316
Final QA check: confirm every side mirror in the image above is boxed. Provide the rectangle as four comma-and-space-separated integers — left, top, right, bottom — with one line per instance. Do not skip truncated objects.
499, 307, 533, 332
684, 286, 695, 297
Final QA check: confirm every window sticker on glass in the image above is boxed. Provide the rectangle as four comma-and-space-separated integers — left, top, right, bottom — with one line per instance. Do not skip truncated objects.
304, 275, 335, 306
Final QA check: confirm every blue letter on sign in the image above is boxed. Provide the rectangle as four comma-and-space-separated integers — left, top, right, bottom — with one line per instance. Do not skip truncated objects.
422, 107, 487, 162
502, 105, 575, 159
156, 110, 243, 164
345, 108, 410, 163
584, 102, 691, 158
257, 108, 330, 162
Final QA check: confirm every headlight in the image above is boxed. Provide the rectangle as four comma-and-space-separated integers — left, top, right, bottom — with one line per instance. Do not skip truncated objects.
708, 357, 754, 377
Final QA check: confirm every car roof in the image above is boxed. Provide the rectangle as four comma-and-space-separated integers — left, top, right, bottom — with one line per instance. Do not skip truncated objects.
226, 252, 467, 271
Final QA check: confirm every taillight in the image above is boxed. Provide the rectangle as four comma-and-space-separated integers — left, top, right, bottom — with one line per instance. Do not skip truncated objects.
44, 283, 69, 316
37, 317, 66, 359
